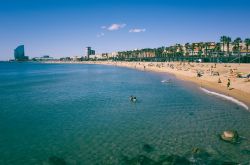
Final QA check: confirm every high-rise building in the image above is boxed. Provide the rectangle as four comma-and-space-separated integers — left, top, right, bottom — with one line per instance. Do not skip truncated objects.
91, 49, 95, 55
86, 47, 91, 59
14, 45, 28, 61
85, 47, 95, 58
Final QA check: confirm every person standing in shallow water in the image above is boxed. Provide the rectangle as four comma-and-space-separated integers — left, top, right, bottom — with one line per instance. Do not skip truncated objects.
227, 79, 231, 89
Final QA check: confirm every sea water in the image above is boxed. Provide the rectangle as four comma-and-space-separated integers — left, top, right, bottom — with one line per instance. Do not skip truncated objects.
0, 62, 249, 164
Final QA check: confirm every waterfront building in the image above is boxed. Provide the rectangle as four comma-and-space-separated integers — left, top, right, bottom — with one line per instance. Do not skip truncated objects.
71, 56, 83, 61
14, 45, 29, 61
86, 47, 95, 58
89, 54, 104, 60
109, 52, 118, 58
33, 55, 53, 61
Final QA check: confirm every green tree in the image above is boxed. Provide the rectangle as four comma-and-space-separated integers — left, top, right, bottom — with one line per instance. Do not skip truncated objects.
197, 42, 204, 57
225, 37, 232, 55
169, 46, 177, 60
214, 43, 221, 52
184, 43, 190, 56
155, 47, 165, 58
244, 38, 250, 54
178, 45, 184, 56
204, 42, 209, 57
233, 37, 242, 64
191, 43, 196, 56
213, 43, 221, 61
220, 36, 228, 55
233, 37, 242, 53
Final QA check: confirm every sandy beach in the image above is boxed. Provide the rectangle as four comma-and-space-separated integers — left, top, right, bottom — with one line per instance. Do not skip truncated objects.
45, 61, 250, 108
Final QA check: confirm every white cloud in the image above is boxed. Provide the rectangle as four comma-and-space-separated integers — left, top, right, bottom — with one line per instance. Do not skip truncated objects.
97, 32, 105, 38
107, 23, 126, 31
129, 28, 146, 33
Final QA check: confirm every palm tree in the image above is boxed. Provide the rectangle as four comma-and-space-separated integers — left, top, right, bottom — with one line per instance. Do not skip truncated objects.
233, 37, 242, 64
220, 36, 227, 54
214, 43, 221, 52
169, 46, 177, 61
157, 47, 165, 58
197, 42, 204, 57
213, 43, 221, 62
204, 42, 209, 57
178, 45, 184, 57
191, 43, 196, 56
185, 43, 190, 56
245, 38, 250, 54
233, 37, 242, 53
226, 37, 232, 55
165, 47, 171, 60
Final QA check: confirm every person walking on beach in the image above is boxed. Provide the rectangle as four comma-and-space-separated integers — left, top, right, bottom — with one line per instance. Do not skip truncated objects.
227, 79, 231, 89
218, 78, 222, 83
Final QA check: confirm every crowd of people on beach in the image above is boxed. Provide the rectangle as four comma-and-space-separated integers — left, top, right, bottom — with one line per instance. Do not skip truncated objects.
115, 61, 249, 92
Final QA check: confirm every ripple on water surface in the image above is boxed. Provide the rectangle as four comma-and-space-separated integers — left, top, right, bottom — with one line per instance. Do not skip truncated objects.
0, 62, 249, 164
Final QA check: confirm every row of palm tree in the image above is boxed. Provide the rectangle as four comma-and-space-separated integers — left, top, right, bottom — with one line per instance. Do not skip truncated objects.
220, 36, 231, 54
246, 38, 250, 53
220, 36, 250, 55
117, 36, 250, 59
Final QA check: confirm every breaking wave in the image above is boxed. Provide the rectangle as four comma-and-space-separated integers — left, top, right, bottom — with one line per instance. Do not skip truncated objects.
200, 87, 249, 111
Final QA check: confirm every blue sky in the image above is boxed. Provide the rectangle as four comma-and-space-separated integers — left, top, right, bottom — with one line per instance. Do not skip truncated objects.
0, 0, 250, 60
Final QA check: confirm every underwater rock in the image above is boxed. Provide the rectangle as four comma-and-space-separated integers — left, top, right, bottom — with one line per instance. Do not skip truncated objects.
235, 106, 240, 110
188, 147, 239, 164
122, 154, 191, 165
122, 155, 156, 165
207, 160, 238, 165
188, 148, 211, 164
121, 150, 240, 165
188, 112, 194, 116
48, 156, 67, 165
220, 130, 239, 144
241, 149, 250, 155
143, 144, 154, 153
191, 147, 200, 154
161, 154, 191, 164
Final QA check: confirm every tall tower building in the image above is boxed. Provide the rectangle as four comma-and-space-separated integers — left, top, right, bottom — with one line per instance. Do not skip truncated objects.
85, 47, 95, 59
86, 47, 91, 59
14, 45, 28, 61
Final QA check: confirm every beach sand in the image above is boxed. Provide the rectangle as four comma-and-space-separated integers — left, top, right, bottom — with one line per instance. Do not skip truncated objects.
45, 61, 250, 108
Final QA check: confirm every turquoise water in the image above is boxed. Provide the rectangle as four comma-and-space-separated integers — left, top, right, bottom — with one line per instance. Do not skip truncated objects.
0, 62, 249, 165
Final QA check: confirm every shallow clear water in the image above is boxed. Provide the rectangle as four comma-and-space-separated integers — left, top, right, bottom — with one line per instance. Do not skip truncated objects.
0, 62, 249, 165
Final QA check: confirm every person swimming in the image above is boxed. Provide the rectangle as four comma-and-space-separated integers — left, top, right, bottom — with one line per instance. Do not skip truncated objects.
130, 96, 137, 102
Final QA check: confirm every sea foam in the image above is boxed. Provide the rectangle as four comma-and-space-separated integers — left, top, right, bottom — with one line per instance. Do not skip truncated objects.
200, 87, 249, 111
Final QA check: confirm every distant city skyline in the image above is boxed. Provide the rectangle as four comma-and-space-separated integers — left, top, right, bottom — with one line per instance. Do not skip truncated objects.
1, 0, 250, 60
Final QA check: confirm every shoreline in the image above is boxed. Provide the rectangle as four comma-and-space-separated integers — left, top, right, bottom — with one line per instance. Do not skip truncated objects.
42, 61, 250, 109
